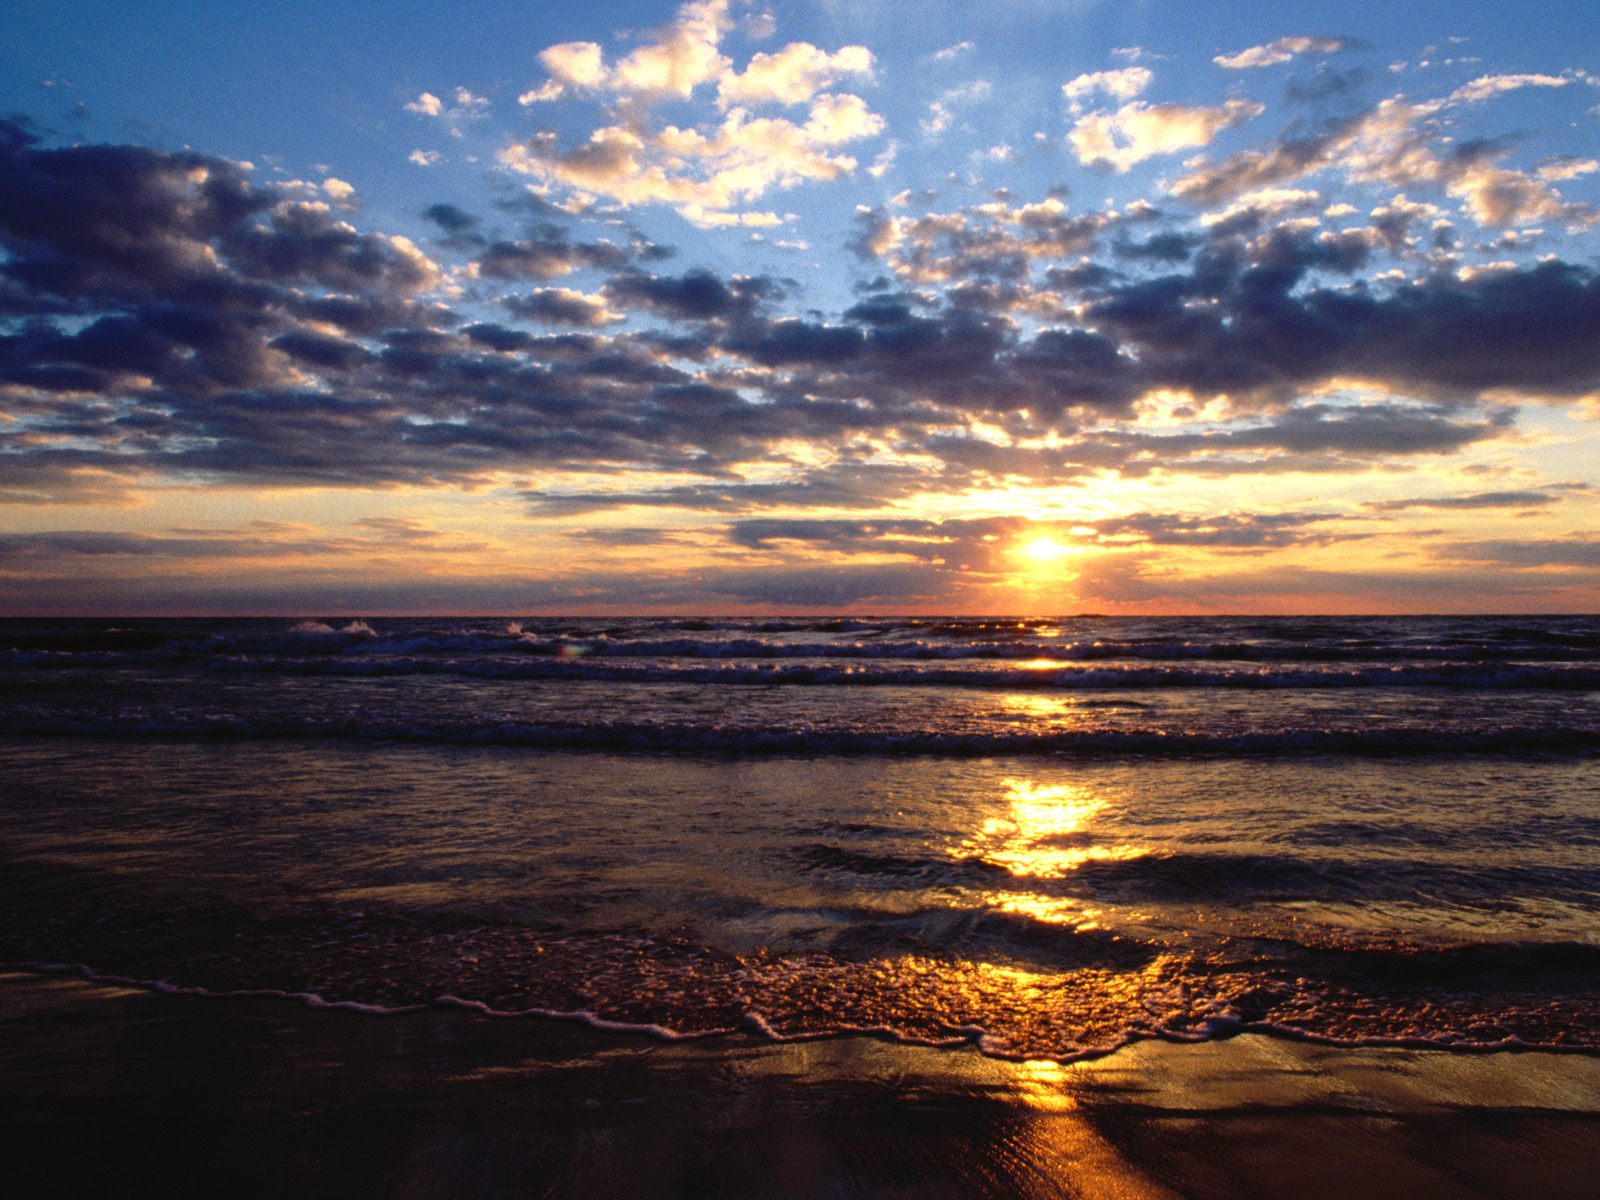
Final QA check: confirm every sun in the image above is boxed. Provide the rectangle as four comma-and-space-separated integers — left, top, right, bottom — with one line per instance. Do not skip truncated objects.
1017, 534, 1072, 564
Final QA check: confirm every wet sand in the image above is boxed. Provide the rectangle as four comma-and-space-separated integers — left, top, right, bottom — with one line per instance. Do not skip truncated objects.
3, 970, 1599, 1198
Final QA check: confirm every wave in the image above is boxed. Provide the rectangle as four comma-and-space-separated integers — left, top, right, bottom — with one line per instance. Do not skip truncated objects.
8, 648, 1600, 691
15, 955, 1600, 1065
2, 711, 1594, 757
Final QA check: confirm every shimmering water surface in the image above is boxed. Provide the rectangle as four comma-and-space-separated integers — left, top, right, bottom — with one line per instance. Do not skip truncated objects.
2, 615, 1597, 1059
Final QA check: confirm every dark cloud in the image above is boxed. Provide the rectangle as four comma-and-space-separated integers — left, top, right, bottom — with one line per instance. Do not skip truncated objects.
474, 229, 628, 280
1112, 232, 1196, 263
503, 288, 619, 327
1284, 66, 1372, 104
1077, 258, 1600, 404
0, 120, 268, 301
1084, 511, 1353, 549
522, 463, 937, 516
602, 268, 777, 322
220, 200, 437, 294
270, 330, 376, 371
1170, 117, 1359, 207
0, 529, 328, 560
1443, 539, 1600, 569
1364, 489, 1567, 512
421, 203, 480, 235
719, 510, 1352, 569
0, 119, 1589, 524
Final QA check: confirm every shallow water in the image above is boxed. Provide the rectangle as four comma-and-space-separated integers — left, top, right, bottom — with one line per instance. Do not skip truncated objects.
1, 615, 1597, 1058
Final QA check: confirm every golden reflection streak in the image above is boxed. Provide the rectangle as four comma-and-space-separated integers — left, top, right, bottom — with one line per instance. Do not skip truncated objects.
952, 777, 1147, 929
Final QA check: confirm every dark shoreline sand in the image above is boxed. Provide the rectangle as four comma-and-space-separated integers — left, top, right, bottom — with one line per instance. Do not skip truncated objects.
4, 972, 1599, 1198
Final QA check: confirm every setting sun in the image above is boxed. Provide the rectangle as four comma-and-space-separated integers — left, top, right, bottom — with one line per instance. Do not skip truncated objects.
1017, 534, 1073, 565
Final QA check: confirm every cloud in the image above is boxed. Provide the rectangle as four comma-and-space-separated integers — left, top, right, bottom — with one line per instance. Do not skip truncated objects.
1061, 67, 1152, 112
1070, 100, 1263, 172
1, 119, 1596, 531
1449, 73, 1569, 104
1444, 538, 1600, 568
922, 80, 991, 136
472, 229, 629, 280
1173, 93, 1597, 229
521, 1, 733, 105
1214, 36, 1356, 70
539, 42, 608, 93
1364, 488, 1569, 512
502, 95, 882, 228
421, 203, 479, 235
404, 87, 489, 134
502, 287, 623, 327
1538, 157, 1600, 183
602, 267, 774, 321
723, 511, 1351, 561
716, 43, 873, 107
610, 0, 734, 100
854, 195, 1136, 283
502, 0, 882, 226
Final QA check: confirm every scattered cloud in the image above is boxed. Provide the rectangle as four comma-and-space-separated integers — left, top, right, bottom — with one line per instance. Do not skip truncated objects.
1070, 99, 1263, 172
3, 6, 1599, 612
1449, 72, 1569, 104
1062, 67, 1152, 113
922, 80, 991, 136
717, 42, 873, 107
1172, 92, 1598, 230
1214, 36, 1356, 70
501, 0, 883, 226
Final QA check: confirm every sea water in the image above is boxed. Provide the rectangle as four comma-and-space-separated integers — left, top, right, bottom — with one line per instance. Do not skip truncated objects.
1, 614, 1597, 1059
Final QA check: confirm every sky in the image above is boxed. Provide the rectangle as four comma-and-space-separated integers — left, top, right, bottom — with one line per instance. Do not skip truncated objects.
2, 0, 1598, 615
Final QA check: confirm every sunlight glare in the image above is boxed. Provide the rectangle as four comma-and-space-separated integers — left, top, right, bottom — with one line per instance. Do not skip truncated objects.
1018, 534, 1072, 564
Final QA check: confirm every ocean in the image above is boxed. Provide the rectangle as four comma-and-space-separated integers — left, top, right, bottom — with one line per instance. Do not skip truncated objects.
2, 614, 1598, 1062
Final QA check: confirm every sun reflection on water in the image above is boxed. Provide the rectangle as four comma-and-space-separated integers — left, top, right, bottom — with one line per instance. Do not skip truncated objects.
1013, 1058, 1075, 1112
953, 777, 1147, 930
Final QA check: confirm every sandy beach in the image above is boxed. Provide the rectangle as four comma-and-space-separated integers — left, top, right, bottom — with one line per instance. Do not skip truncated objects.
4, 970, 1598, 1199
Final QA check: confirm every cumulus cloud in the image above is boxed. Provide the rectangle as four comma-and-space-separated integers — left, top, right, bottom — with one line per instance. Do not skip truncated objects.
502, 287, 623, 327
717, 42, 873, 107
1070, 99, 1263, 172
502, 0, 882, 226
8, 16, 1600, 613
521, 1, 733, 105
851, 194, 1143, 285
1061, 67, 1152, 112
3, 116, 1598, 568
502, 96, 881, 228
472, 228, 629, 280
1214, 36, 1355, 70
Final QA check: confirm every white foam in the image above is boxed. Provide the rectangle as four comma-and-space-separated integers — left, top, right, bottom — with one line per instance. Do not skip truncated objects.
14, 962, 1600, 1065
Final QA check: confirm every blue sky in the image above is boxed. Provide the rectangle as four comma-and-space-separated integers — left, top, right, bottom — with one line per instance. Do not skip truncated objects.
1, 0, 1598, 612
